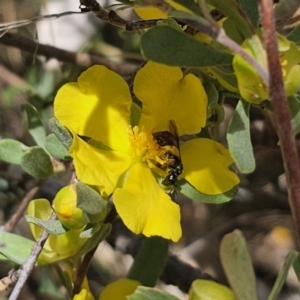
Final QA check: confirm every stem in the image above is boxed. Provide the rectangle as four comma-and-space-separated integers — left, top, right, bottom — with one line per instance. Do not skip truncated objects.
259, 0, 300, 249
0, 33, 137, 76
2, 186, 39, 233
216, 28, 269, 86
9, 212, 57, 300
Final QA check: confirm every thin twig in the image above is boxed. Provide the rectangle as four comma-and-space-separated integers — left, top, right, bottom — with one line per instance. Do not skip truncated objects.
259, 0, 300, 250
0, 11, 84, 34
8, 212, 57, 300
73, 246, 98, 296
2, 187, 39, 233
216, 28, 269, 86
72, 205, 118, 296
0, 33, 138, 76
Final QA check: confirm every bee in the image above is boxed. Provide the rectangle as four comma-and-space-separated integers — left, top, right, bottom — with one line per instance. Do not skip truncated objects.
152, 120, 183, 192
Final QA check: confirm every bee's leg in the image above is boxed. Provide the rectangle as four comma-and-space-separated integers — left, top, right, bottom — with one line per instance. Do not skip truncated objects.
168, 186, 178, 202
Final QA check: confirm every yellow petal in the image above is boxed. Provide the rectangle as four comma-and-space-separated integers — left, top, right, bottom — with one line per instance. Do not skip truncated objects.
181, 138, 240, 195
114, 163, 182, 242
43, 228, 86, 263
99, 278, 140, 300
27, 199, 86, 264
134, 62, 207, 135
71, 135, 132, 197
189, 279, 237, 300
54, 65, 131, 151
27, 199, 52, 240
134, 6, 168, 20
74, 289, 95, 300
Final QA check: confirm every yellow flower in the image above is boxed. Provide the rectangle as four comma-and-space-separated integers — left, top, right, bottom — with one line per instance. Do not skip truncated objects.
54, 61, 239, 242
233, 32, 300, 104
27, 199, 87, 264
99, 278, 140, 300
133, 0, 191, 20
53, 184, 87, 230
73, 289, 94, 300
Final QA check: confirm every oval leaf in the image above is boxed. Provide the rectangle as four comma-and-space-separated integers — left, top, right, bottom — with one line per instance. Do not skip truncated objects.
76, 223, 111, 257
21, 146, 54, 178
128, 286, 180, 300
45, 133, 72, 160
238, 0, 259, 28
76, 182, 107, 219
227, 99, 255, 173
206, 0, 255, 38
189, 279, 236, 300
287, 24, 300, 43
220, 230, 257, 300
178, 179, 238, 204
141, 26, 233, 67
0, 231, 35, 265
22, 103, 46, 147
25, 215, 67, 235
268, 251, 299, 300
0, 139, 28, 165
48, 118, 73, 150
288, 95, 300, 135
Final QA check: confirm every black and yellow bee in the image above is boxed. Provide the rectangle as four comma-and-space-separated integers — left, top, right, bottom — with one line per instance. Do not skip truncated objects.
152, 120, 183, 192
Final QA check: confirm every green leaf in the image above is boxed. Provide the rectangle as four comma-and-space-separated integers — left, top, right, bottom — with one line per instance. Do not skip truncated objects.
49, 118, 73, 150
288, 95, 300, 135
220, 230, 257, 300
0, 139, 28, 165
238, 0, 259, 28
292, 253, 300, 283
128, 286, 180, 300
267, 251, 299, 300
45, 133, 72, 160
171, 0, 202, 15
287, 24, 300, 43
189, 279, 236, 300
76, 182, 107, 220
75, 223, 111, 258
0, 231, 35, 265
127, 237, 168, 287
203, 80, 219, 108
25, 215, 67, 235
0, 253, 8, 260
227, 99, 255, 173
38, 266, 64, 299
22, 103, 46, 147
21, 146, 54, 178
79, 223, 101, 238
222, 18, 244, 44
178, 179, 238, 204
206, 0, 255, 38
208, 66, 239, 94
141, 26, 233, 68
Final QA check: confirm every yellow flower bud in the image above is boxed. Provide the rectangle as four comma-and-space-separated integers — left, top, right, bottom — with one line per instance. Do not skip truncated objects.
53, 184, 87, 230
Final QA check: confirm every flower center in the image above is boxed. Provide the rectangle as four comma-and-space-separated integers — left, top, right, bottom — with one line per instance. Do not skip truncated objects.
128, 126, 162, 163
128, 126, 183, 182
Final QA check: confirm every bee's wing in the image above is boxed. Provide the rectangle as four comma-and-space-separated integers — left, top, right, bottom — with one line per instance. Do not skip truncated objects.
168, 120, 180, 150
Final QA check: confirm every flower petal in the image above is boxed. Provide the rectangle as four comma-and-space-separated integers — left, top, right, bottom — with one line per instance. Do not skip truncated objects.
181, 138, 240, 195
71, 135, 132, 197
114, 163, 181, 242
27, 199, 86, 264
134, 62, 207, 135
73, 289, 94, 300
54, 65, 131, 151
134, 6, 168, 20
